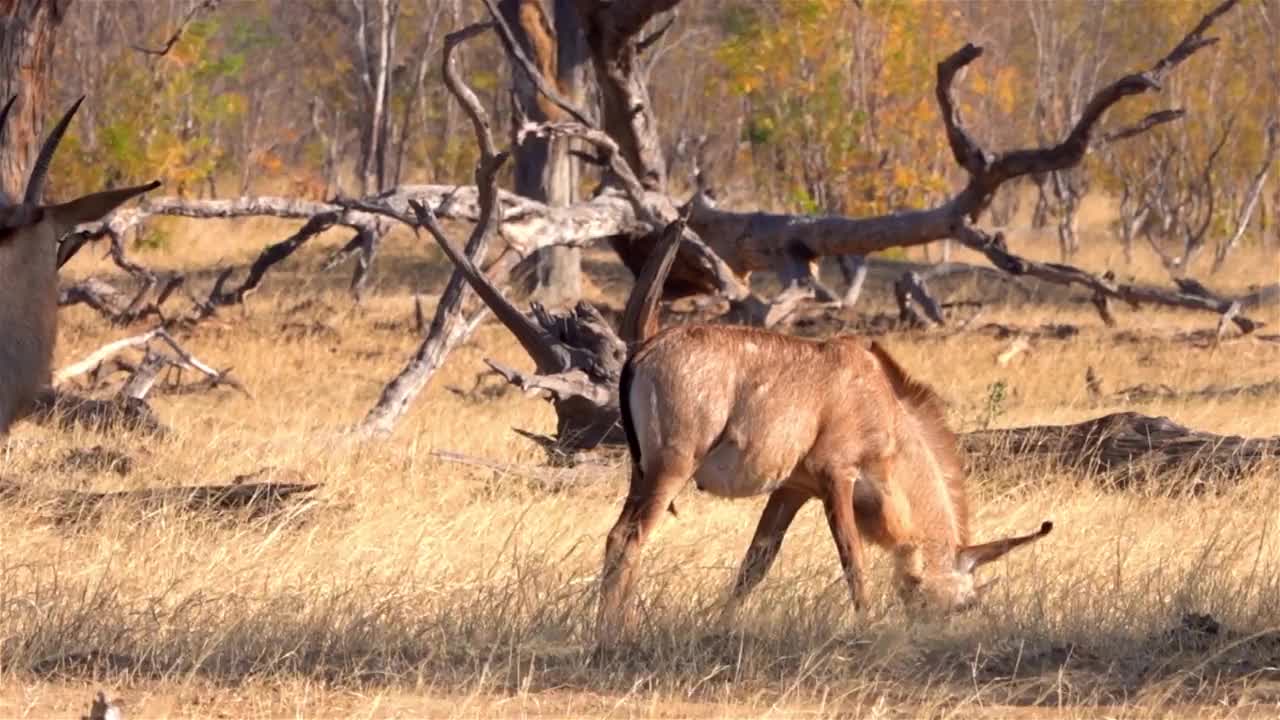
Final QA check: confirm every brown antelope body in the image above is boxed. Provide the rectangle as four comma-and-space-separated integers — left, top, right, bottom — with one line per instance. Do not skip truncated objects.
600, 324, 1050, 635
0, 96, 159, 433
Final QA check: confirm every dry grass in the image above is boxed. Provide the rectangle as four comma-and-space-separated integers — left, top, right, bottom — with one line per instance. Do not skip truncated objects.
1, 211, 1278, 718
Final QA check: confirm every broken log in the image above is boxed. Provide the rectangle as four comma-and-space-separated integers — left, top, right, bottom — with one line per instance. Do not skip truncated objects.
28, 390, 168, 436
962, 411, 1278, 488
0, 468, 320, 523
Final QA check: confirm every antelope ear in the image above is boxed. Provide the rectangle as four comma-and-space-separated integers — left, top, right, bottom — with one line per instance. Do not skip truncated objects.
956, 520, 1052, 574
46, 181, 161, 237
974, 576, 1000, 596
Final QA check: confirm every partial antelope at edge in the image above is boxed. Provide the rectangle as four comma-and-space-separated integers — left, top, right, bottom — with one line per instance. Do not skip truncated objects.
0, 95, 160, 434
599, 324, 1051, 640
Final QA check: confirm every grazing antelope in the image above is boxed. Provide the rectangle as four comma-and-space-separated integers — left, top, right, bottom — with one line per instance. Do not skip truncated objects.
0, 95, 160, 433
599, 324, 1050, 636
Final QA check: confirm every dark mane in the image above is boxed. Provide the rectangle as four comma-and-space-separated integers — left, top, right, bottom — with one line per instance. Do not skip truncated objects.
866, 341, 969, 543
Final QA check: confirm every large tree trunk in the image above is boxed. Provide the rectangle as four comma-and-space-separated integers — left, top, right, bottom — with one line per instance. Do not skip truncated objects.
574, 0, 673, 192
502, 0, 586, 308
0, 0, 68, 201
534, 0, 588, 306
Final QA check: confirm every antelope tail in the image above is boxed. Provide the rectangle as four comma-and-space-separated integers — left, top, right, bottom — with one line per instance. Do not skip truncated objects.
618, 347, 677, 518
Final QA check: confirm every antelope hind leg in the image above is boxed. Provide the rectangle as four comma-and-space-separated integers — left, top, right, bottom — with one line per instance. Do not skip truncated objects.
597, 465, 687, 644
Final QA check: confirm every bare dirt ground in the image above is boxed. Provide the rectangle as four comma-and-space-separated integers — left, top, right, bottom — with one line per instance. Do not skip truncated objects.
1, 206, 1278, 718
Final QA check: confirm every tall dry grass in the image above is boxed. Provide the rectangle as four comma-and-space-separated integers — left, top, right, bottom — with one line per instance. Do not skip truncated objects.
1, 210, 1278, 718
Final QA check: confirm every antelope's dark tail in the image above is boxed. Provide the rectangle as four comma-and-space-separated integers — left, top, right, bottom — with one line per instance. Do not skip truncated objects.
618, 354, 643, 477
618, 349, 678, 517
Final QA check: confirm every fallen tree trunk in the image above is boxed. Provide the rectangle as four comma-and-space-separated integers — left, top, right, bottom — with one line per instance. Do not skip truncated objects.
28, 391, 168, 436
0, 468, 320, 523
962, 411, 1278, 488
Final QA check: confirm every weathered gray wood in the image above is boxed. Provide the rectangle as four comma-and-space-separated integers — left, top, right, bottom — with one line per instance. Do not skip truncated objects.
359, 24, 507, 438
954, 224, 1262, 333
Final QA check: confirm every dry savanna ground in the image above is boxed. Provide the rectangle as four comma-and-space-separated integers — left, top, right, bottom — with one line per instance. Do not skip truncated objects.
1, 196, 1279, 718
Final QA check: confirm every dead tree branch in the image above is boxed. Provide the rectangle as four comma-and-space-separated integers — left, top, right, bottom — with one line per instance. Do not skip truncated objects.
954, 224, 1261, 333
130, 0, 221, 56
1213, 118, 1279, 272
682, 0, 1240, 299
53, 329, 163, 386
359, 23, 511, 437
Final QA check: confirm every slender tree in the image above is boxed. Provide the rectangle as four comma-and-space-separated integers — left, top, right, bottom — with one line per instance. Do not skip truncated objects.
0, 0, 71, 200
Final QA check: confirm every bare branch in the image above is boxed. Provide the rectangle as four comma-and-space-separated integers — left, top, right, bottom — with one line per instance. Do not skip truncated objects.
59, 279, 128, 320
409, 199, 566, 373
517, 121, 647, 213
954, 224, 1260, 333
207, 211, 341, 306
1101, 109, 1186, 143
935, 43, 991, 176
680, 0, 1243, 299
131, 0, 221, 56
940, 0, 1238, 218
484, 359, 614, 408
360, 23, 511, 437
1214, 118, 1279, 271
53, 329, 163, 386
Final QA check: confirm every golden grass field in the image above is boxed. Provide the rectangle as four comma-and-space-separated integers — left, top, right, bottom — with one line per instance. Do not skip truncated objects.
1, 198, 1279, 718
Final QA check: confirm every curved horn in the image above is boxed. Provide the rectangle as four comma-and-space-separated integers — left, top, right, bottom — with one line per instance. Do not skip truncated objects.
0, 95, 16, 142
24, 95, 85, 205
956, 520, 1052, 574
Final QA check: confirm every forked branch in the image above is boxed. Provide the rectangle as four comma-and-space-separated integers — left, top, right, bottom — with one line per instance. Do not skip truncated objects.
359, 23, 512, 436
943, 0, 1239, 218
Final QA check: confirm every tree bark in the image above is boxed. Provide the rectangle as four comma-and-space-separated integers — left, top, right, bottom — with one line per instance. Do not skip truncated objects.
534, 0, 588, 307
0, 0, 69, 201
573, 0, 674, 191
501, 0, 586, 308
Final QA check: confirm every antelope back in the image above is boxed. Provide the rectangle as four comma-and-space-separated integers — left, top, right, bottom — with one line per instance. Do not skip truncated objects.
623, 325, 897, 497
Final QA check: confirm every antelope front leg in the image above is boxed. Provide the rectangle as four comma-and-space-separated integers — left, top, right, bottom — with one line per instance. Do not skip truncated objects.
821, 473, 868, 610
722, 486, 810, 624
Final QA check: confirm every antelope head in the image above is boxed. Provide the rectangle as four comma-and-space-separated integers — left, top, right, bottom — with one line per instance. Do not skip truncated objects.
0, 95, 161, 434
0, 95, 160, 266
894, 521, 1053, 616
